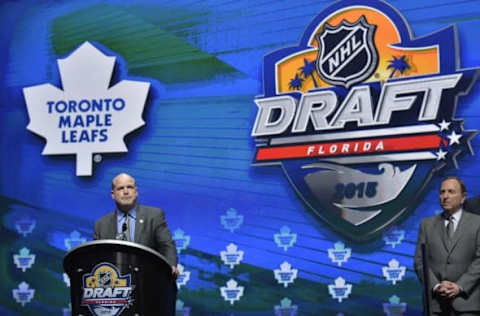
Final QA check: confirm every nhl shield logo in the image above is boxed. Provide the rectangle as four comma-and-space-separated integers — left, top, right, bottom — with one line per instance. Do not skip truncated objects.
316, 16, 378, 88
251, 0, 478, 241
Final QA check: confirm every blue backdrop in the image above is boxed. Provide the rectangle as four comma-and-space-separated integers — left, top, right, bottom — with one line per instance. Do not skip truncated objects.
1, 0, 480, 315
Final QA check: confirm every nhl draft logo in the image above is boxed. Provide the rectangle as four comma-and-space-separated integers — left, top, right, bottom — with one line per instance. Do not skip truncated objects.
251, 0, 478, 240
81, 262, 134, 316
316, 16, 378, 87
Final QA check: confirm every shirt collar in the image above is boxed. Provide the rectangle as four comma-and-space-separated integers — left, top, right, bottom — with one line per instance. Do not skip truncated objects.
451, 208, 462, 222
444, 208, 463, 222
117, 207, 137, 223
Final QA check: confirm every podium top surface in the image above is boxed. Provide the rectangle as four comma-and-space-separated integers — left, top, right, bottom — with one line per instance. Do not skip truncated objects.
63, 239, 170, 270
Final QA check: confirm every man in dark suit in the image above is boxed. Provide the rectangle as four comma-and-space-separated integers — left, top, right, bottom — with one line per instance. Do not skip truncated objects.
94, 173, 178, 275
465, 196, 480, 214
414, 176, 480, 315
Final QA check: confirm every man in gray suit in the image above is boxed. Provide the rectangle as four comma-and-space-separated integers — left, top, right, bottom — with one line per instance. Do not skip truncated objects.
415, 176, 480, 315
94, 173, 178, 275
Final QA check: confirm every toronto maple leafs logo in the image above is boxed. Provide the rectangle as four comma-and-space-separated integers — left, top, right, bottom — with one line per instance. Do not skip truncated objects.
328, 242, 351, 267
328, 277, 352, 303
23, 41, 150, 176
220, 243, 244, 269
65, 230, 87, 250
383, 295, 407, 316
176, 264, 191, 289
13, 247, 36, 272
176, 300, 191, 316
274, 298, 298, 316
273, 261, 298, 288
62, 303, 72, 316
63, 273, 71, 287
220, 208, 243, 232
172, 229, 191, 254
219, 279, 244, 305
15, 215, 36, 237
382, 259, 406, 285
383, 228, 405, 248
273, 226, 297, 251
13, 281, 35, 306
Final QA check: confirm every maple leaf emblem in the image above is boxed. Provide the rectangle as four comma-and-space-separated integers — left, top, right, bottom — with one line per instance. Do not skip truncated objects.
23, 41, 150, 176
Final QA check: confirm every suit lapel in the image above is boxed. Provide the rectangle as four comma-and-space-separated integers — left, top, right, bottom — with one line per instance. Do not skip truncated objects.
436, 215, 451, 252
134, 205, 145, 243
109, 211, 118, 238
449, 211, 468, 253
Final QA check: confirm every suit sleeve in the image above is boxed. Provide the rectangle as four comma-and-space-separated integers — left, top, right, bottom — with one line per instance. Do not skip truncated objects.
93, 220, 100, 240
414, 220, 440, 289
154, 211, 178, 267
455, 220, 480, 295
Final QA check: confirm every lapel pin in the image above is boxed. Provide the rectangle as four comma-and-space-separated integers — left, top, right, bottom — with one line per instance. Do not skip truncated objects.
139, 219, 144, 224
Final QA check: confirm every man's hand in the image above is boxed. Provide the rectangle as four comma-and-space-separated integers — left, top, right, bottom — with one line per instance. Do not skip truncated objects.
171, 265, 179, 279
435, 281, 461, 299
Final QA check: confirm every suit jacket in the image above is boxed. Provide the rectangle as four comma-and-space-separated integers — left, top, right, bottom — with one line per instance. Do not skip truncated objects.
465, 196, 480, 214
93, 204, 178, 267
414, 211, 480, 312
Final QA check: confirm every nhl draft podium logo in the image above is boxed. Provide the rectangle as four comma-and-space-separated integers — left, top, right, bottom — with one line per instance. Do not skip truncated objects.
316, 16, 378, 88
251, 0, 478, 240
81, 262, 134, 316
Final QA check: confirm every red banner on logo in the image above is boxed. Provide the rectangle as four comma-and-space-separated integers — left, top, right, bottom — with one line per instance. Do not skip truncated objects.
255, 134, 446, 161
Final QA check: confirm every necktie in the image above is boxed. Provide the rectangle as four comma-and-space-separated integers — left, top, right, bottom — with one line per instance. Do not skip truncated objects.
125, 214, 131, 241
446, 215, 454, 239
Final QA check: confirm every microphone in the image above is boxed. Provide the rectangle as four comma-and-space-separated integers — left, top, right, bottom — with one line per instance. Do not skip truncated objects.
116, 222, 128, 240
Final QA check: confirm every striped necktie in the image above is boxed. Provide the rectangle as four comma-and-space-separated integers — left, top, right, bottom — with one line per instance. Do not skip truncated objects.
445, 215, 454, 239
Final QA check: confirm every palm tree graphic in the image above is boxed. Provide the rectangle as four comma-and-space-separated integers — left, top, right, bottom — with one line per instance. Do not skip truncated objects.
387, 55, 410, 78
289, 73, 304, 90
299, 58, 319, 88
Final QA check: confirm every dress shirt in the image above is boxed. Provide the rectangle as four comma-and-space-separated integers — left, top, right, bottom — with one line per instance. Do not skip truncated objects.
444, 209, 462, 234
117, 208, 136, 242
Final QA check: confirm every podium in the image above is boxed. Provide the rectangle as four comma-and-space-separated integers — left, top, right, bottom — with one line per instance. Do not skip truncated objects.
64, 240, 177, 316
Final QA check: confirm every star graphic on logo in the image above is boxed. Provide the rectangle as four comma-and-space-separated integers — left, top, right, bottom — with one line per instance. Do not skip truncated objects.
438, 120, 451, 131
447, 131, 462, 145
435, 148, 447, 160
